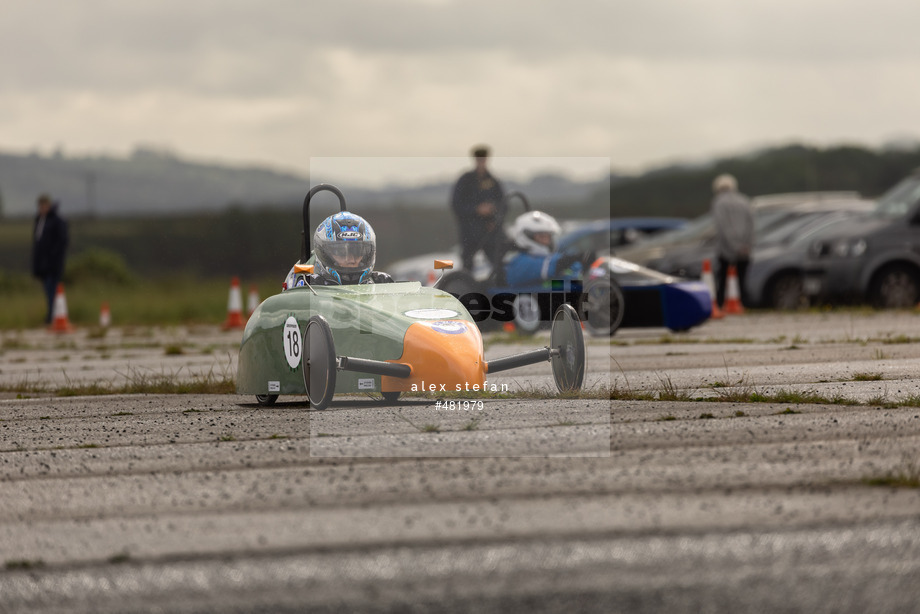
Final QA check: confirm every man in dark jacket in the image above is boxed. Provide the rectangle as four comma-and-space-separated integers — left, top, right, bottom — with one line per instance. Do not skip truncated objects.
32, 194, 69, 324
450, 145, 506, 273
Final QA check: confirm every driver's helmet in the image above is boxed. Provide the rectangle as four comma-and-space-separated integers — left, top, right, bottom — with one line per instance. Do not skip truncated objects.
313, 212, 377, 284
511, 211, 561, 256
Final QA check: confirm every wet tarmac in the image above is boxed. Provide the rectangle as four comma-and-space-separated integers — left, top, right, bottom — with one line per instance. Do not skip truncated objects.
2, 311, 920, 613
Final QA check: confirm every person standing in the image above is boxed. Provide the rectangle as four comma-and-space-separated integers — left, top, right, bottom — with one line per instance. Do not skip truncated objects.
711, 174, 754, 309
32, 194, 69, 324
450, 145, 506, 274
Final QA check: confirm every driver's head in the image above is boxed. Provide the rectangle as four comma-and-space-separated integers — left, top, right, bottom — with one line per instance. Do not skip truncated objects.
512, 210, 562, 256
313, 212, 376, 284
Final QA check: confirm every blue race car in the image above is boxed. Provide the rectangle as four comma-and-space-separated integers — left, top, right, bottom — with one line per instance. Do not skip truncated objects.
438, 254, 709, 337
437, 192, 709, 336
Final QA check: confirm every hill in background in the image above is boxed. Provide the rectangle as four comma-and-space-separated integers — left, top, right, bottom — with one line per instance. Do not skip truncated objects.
0, 146, 606, 218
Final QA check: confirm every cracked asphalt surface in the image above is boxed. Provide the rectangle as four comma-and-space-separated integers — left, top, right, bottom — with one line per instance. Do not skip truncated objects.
1, 311, 920, 613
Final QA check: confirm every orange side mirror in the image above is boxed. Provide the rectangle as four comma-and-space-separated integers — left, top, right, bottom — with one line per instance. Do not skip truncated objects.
294, 264, 315, 274
434, 259, 454, 270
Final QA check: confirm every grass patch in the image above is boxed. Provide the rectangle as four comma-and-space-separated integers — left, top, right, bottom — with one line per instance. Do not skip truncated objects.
5, 559, 45, 570
879, 334, 918, 344
864, 457, 920, 489
462, 419, 480, 431
396, 412, 441, 434
852, 372, 883, 381
867, 395, 899, 409
0, 362, 238, 398
656, 374, 692, 401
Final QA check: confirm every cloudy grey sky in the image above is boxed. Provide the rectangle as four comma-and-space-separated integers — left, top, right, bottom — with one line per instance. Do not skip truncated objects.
3, 0, 919, 185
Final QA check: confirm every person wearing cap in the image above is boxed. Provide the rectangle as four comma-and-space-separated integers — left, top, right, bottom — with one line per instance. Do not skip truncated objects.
450, 145, 507, 274
31, 194, 69, 324
710, 173, 753, 309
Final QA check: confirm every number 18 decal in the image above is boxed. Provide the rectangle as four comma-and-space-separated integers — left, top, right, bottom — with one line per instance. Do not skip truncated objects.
283, 316, 302, 369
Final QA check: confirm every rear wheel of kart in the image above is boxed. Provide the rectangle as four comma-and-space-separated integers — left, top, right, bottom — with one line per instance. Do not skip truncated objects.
768, 272, 808, 310
550, 304, 586, 393
255, 394, 278, 406
513, 293, 542, 335
870, 264, 920, 309
382, 391, 401, 405
579, 276, 624, 337
303, 315, 337, 410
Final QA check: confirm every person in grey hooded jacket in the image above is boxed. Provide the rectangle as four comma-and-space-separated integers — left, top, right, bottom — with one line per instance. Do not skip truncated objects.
711, 174, 753, 308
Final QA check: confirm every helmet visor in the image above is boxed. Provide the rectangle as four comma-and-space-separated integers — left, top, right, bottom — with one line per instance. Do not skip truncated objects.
317, 241, 375, 272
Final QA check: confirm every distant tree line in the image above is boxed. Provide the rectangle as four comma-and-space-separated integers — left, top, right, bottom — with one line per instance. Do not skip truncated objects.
605, 143, 920, 219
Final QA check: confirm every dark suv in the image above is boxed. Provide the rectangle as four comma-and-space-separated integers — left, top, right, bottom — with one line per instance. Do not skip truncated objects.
804, 169, 920, 308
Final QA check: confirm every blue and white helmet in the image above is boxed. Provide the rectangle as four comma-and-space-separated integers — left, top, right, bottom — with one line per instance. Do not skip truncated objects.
313, 212, 376, 284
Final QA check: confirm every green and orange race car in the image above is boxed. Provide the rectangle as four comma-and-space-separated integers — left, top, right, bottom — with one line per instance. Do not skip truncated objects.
236, 184, 586, 410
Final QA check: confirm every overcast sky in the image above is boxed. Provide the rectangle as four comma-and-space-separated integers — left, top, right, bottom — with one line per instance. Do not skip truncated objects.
3, 0, 919, 185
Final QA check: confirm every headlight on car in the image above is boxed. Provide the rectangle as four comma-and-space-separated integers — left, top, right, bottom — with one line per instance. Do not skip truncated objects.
811, 238, 867, 258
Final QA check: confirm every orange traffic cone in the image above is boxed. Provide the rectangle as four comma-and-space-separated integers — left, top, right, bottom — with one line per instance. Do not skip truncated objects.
246, 284, 260, 317
723, 265, 745, 315
503, 321, 516, 333
222, 277, 246, 330
701, 258, 723, 319
99, 302, 111, 328
49, 283, 74, 333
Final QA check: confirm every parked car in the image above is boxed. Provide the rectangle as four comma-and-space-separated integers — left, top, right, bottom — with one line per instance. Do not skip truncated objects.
386, 217, 687, 285
616, 192, 861, 279
745, 200, 875, 309
558, 217, 687, 254
803, 169, 920, 308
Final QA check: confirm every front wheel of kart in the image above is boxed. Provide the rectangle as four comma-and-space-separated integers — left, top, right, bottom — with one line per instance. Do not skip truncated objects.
579, 276, 624, 337
550, 304, 586, 393
303, 315, 337, 410
255, 394, 278, 406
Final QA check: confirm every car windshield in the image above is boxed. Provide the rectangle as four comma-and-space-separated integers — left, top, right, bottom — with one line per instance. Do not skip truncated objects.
873, 175, 920, 219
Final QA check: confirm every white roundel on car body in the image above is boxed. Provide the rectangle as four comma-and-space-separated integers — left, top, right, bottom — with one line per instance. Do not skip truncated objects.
283, 316, 302, 369
403, 308, 459, 319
